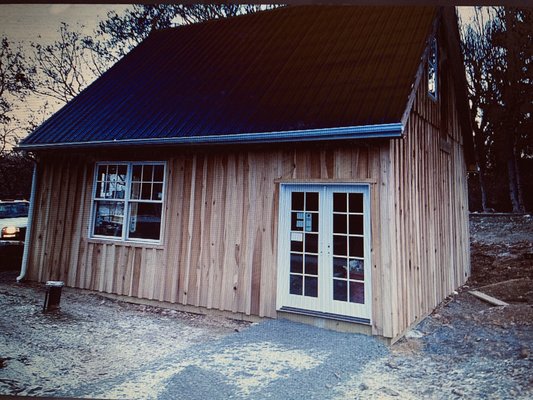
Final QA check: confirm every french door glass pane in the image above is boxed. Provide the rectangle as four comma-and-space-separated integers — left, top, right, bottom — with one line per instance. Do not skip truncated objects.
333, 193, 346, 212
290, 274, 303, 295
349, 193, 363, 213
289, 191, 319, 299
333, 214, 347, 233
331, 190, 366, 306
333, 279, 347, 301
349, 281, 364, 304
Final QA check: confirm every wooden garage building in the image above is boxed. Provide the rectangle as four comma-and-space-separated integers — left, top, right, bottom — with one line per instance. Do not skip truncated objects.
18, 6, 473, 341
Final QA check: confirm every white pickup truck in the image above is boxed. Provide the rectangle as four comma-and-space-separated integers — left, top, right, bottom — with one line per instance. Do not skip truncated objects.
0, 200, 29, 266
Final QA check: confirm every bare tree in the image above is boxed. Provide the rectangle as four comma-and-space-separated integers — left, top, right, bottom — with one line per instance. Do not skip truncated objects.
29, 22, 103, 104
461, 7, 532, 212
0, 36, 32, 125
92, 4, 279, 62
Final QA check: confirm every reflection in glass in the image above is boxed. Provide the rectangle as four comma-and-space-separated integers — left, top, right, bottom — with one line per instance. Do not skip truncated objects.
291, 212, 303, 231
349, 281, 364, 304
348, 259, 364, 280
305, 277, 318, 297
132, 165, 143, 181
93, 201, 124, 237
333, 257, 347, 278
290, 274, 303, 295
128, 202, 162, 240
305, 254, 318, 275
290, 253, 303, 274
333, 279, 347, 301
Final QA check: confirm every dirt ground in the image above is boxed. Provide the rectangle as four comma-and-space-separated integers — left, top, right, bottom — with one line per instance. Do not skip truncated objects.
0, 214, 532, 399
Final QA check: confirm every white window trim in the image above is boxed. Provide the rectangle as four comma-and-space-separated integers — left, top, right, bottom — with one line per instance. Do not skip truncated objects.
89, 161, 167, 244
428, 36, 438, 101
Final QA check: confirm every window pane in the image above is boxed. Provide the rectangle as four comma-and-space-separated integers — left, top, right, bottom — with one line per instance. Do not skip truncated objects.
333, 235, 347, 256
290, 274, 303, 295
290, 236, 303, 252
95, 181, 104, 198
306, 192, 318, 211
291, 212, 303, 231
93, 201, 124, 237
348, 259, 364, 280
290, 253, 303, 274
109, 179, 126, 199
152, 183, 163, 200
305, 233, 318, 253
349, 215, 364, 235
132, 165, 143, 182
333, 193, 346, 212
153, 165, 164, 182
305, 254, 318, 275
349, 281, 364, 304
349, 236, 364, 258
141, 183, 152, 200
130, 182, 141, 200
128, 202, 162, 240
292, 192, 304, 211
142, 165, 153, 182
97, 165, 107, 181
333, 257, 347, 278
304, 277, 318, 297
310, 213, 319, 232
349, 193, 363, 213
333, 214, 347, 234
333, 279, 347, 301
117, 165, 127, 177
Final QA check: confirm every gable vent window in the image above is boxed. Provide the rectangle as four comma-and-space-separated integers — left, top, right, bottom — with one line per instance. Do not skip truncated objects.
428, 37, 438, 100
91, 162, 166, 242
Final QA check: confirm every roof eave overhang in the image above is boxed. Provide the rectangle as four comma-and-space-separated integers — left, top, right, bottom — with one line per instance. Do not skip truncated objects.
17, 122, 404, 152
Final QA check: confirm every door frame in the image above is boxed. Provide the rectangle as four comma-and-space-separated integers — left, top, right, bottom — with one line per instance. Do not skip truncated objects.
276, 183, 372, 324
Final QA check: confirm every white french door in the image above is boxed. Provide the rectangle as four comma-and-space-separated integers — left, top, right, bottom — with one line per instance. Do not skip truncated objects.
277, 184, 372, 322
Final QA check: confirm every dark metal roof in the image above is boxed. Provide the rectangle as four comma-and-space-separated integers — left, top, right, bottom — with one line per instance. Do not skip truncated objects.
20, 5, 438, 150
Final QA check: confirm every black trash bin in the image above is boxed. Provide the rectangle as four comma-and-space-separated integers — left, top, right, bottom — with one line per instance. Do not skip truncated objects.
43, 281, 64, 312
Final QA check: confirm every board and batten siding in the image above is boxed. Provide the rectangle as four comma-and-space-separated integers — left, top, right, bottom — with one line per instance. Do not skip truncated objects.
25, 41, 470, 341
385, 44, 471, 338
26, 144, 395, 334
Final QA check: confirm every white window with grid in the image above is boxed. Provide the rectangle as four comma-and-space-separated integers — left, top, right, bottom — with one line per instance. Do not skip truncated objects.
91, 162, 166, 243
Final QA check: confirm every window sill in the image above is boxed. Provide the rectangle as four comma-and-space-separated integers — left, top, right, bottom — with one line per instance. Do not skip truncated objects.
87, 237, 165, 249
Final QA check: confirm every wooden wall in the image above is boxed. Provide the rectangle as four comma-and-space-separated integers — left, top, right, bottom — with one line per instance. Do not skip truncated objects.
384, 38, 471, 338
26, 144, 393, 331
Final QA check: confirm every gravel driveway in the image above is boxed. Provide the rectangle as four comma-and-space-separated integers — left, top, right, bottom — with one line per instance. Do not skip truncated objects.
1, 269, 531, 399
1, 215, 532, 399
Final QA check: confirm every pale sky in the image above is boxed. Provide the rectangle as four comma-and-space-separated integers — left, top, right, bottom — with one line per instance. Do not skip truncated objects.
0, 4, 131, 144
0, 4, 130, 44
